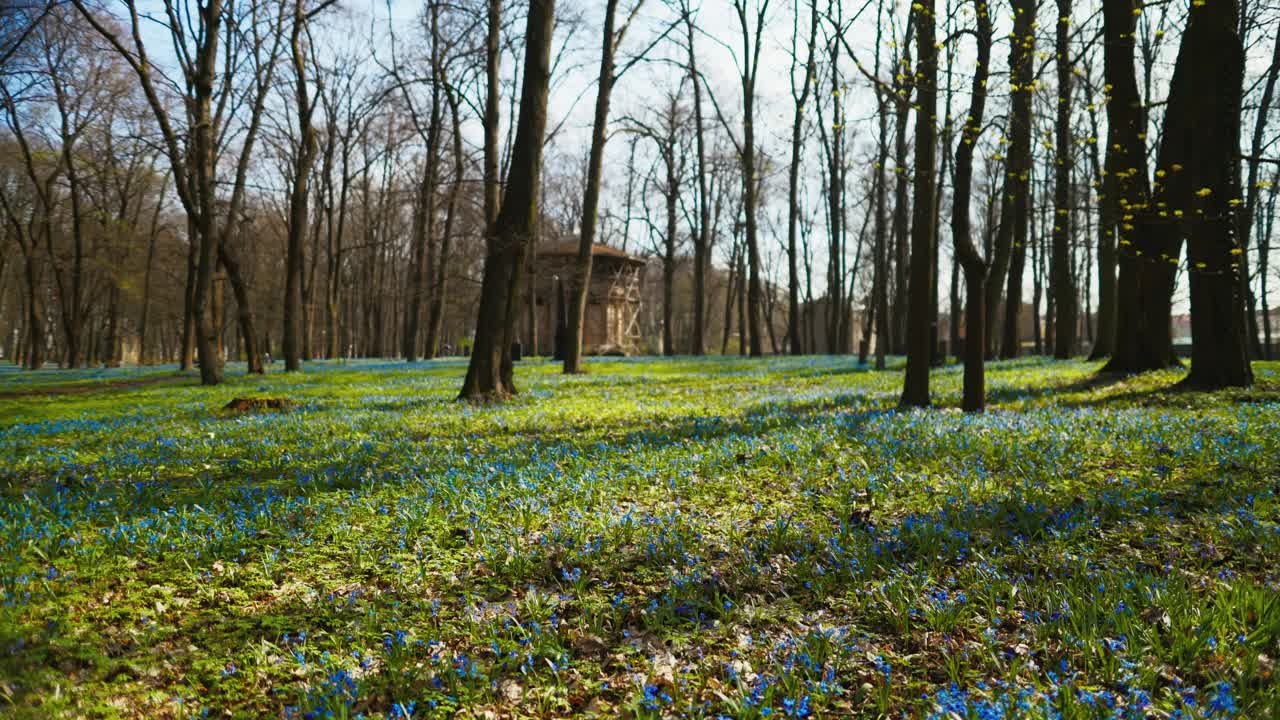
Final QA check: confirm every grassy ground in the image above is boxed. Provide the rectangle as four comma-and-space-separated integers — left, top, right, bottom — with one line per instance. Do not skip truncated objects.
1, 356, 1277, 719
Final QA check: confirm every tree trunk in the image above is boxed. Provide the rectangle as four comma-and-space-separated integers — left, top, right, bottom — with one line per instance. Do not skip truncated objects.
1033, 192, 1046, 355
733, 0, 769, 358
786, 0, 817, 356
427, 83, 464, 360
1261, 174, 1277, 359
722, 241, 739, 354
220, 242, 263, 374
662, 118, 681, 355
23, 253, 44, 370
460, 0, 554, 400
1051, 0, 1076, 359
283, 0, 318, 373
932, 64, 954, 367
890, 90, 912, 355
961, 269, 987, 411
870, 5, 892, 370
403, 167, 430, 361
985, 0, 1035, 360
180, 234, 197, 370
1001, 195, 1031, 359
484, 0, 503, 230
211, 270, 225, 365
662, 250, 676, 356
950, 0, 993, 410
1176, 0, 1252, 388
1087, 97, 1118, 359
138, 193, 162, 364
684, 7, 710, 355
564, 0, 622, 374
325, 142, 351, 360
1238, 29, 1280, 358
949, 235, 961, 359
900, 0, 937, 408
737, 251, 748, 356
1101, 0, 1179, 374
999, 0, 1036, 362
52, 91, 86, 369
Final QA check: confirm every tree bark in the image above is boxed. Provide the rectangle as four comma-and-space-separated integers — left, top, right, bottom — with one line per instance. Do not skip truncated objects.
219, 241, 263, 374
278, 5, 320, 372
871, 0, 892, 370
683, 5, 710, 355
1101, 0, 1179, 374
426, 82, 464, 360
950, 0, 993, 411
1175, 0, 1252, 388
786, 0, 817, 355
564, 0, 624, 374
50, 74, 87, 369
484, 0, 502, 230
402, 3, 445, 362
722, 239, 740, 354
1051, 0, 1076, 359
734, 0, 769, 357
22, 254, 43, 369
900, 0, 937, 408
460, 0, 554, 400
889, 69, 912, 355
985, 0, 1035, 360
1260, 174, 1277, 358
737, 250, 748, 355
1087, 95, 1118, 359
1238, 29, 1280, 358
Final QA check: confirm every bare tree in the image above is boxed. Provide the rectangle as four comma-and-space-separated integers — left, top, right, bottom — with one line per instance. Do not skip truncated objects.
785, 0, 818, 355
950, 0, 994, 411
384, 0, 446, 363
984, 0, 1036, 360
281, 0, 338, 371
73, 0, 288, 384
1100, 0, 1178, 373
0, 91, 56, 370
1240, 27, 1280, 359
703, 0, 771, 357
1172, 0, 1252, 388
1050, 0, 1077, 358
678, 0, 712, 355
460, 0, 555, 400
628, 89, 688, 355
900, 0, 937, 407
563, 0, 646, 374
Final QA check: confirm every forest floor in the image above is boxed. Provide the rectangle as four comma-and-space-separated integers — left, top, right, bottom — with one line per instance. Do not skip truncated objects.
1, 356, 1278, 719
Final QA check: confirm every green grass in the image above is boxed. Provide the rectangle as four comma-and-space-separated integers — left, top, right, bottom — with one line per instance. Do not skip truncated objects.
1, 356, 1277, 719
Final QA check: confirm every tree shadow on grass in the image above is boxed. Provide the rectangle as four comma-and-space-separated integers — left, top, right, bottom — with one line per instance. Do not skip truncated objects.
981, 370, 1131, 408
1050, 374, 1280, 410
6, 457, 1265, 716
6, 365, 1278, 715
982, 360, 1280, 411
9, 357, 1264, 560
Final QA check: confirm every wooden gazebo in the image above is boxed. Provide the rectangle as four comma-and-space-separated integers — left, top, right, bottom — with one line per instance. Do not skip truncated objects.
533, 243, 645, 356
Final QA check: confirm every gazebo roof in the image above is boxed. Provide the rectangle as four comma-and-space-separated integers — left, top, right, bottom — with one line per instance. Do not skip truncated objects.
539, 242, 645, 266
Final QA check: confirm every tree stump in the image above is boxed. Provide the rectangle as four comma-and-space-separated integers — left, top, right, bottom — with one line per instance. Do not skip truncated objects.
222, 397, 293, 413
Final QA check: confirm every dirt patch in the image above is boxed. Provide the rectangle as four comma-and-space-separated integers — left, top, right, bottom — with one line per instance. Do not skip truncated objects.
222, 397, 294, 413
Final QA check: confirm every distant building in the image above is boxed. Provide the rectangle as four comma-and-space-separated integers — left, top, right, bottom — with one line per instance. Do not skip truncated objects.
533, 243, 645, 356
1174, 309, 1280, 357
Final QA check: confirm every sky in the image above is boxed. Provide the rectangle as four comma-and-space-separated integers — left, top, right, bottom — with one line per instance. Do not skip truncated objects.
352, 0, 932, 297
125, 0, 1280, 320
